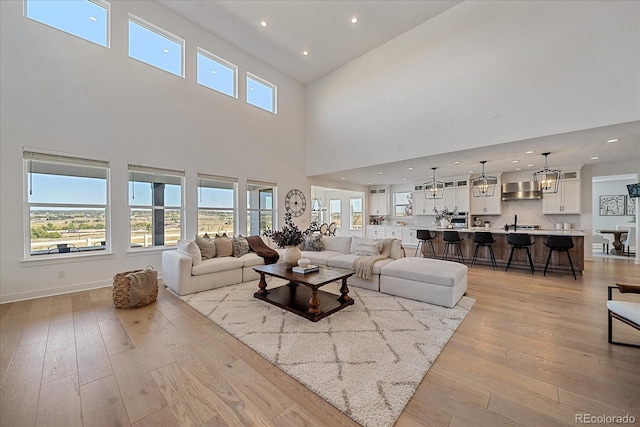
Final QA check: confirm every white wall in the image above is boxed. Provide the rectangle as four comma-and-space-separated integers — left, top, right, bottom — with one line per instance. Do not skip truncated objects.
306, 0, 640, 175
0, 1, 307, 302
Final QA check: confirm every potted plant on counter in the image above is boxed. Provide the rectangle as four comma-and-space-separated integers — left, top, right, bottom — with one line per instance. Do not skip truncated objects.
433, 206, 457, 228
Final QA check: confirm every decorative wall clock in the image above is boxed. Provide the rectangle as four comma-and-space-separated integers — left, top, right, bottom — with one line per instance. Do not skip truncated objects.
285, 189, 306, 217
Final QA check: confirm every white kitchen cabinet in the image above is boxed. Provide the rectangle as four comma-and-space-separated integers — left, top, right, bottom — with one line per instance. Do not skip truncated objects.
366, 225, 384, 239
384, 226, 401, 239
412, 186, 434, 215
470, 176, 502, 215
401, 228, 419, 247
542, 172, 581, 214
368, 188, 389, 216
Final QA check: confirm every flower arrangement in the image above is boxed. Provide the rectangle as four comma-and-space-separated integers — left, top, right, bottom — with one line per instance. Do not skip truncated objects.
433, 206, 457, 222
263, 212, 309, 248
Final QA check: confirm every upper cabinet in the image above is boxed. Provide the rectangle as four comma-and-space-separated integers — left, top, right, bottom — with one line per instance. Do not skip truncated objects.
368, 187, 389, 216
470, 175, 502, 215
542, 170, 581, 214
412, 185, 433, 215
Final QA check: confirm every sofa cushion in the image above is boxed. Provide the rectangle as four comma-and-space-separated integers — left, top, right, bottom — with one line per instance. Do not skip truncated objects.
177, 240, 202, 265
232, 235, 250, 257
381, 258, 467, 287
215, 235, 234, 257
301, 250, 344, 266
304, 233, 323, 251
191, 257, 244, 276
607, 300, 640, 325
239, 252, 265, 267
195, 235, 216, 259
322, 236, 352, 254
390, 239, 404, 259
328, 254, 394, 274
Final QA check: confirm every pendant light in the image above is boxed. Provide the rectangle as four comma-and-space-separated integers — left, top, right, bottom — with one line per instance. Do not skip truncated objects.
471, 161, 497, 197
533, 152, 561, 193
311, 186, 326, 212
424, 167, 445, 199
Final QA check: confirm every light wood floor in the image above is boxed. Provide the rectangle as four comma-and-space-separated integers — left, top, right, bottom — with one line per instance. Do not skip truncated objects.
1, 257, 639, 427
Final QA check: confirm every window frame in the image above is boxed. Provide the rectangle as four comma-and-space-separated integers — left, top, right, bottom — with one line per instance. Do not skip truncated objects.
394, 191, 413, 217
349, 197, 363, 231
196, 47, 238, 99
128, 163, 184, 250
24, 0, 111, 48
246, 72, 277, 114
197, 173, 237, 237
128, 14, 185, 78
246, 180, 276, 236
329, 199, 341, 229
23, 149, 110, 259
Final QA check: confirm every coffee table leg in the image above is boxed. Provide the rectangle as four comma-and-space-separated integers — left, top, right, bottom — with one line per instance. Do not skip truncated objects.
338, 278, 352, 303
256, 273, 269, 296
308, 288, 321, 314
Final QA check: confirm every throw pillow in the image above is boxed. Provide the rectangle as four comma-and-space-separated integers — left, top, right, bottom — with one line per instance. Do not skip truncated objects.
214, 235, 233, 257
390, 239, 404, 259
304, 233, 323, 251
354, 240, 383, 256
177, 240, 202, 265
232, 235, 250, 257
195, 234, 216, 259
378, 238, 394, 258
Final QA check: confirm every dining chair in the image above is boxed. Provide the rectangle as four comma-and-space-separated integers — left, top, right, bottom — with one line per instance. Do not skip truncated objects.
319, 223, 329, 236
327, 222, 337, 236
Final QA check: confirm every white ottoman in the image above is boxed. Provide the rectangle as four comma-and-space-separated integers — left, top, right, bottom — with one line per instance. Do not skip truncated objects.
380, 258, 468, 308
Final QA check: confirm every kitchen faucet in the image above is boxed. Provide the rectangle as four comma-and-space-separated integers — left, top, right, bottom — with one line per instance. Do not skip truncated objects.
504, 214, 518, 231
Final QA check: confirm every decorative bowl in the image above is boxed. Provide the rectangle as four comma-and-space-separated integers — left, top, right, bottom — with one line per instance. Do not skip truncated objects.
298, 258, 310, 268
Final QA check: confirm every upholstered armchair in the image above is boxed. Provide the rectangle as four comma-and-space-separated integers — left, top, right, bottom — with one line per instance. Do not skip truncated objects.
607, 283, 640, 347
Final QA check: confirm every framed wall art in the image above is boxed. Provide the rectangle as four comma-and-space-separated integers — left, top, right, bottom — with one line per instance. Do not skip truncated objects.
599, 195, 625, 216
626, 195, 636, 216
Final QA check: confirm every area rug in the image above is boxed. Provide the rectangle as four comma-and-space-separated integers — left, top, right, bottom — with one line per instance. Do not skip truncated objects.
180, 279, 474, 427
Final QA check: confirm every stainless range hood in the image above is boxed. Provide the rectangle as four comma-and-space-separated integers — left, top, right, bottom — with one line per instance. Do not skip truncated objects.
501, 182, 542, 201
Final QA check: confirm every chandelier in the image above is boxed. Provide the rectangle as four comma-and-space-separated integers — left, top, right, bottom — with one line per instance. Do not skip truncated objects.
424, 167, 445, 199
311, 186, 326, 211
471, 161, 497, 197
533, 152, 561, 194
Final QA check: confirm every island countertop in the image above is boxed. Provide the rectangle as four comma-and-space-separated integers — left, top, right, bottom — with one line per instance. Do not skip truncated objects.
415, 227, 586, 237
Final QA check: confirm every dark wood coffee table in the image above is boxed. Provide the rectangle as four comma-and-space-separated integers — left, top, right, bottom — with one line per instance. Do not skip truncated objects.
253, 263, 355, 322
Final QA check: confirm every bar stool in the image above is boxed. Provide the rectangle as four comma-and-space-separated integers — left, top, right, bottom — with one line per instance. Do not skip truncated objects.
506, 233, 535, 275
544, 235, 576, 280
471, 231, 497, 269
441, 230, 465, 264
415, 229, 436, 258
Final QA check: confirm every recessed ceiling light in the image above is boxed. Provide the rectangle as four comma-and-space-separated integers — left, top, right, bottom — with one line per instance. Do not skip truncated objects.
453, 161, 461, 164
525, 150, 534, 154
591, 156, 599, 160
512, 160, 519, 163
341, 177, 346, 180
89, 16, 97, 22
378, 172, 384, 175
607, 139, 619, 143
260, 20, 268, 27
302, 50, 309, 56
515, 168, 522, 171
211, 70, 216, 74
163, 48, 169, 53
468, 170, 474, 174
368, 182, 372, 185
408, 167, 414, 171
351, 17, 358, 24
402, 178, 408, 181
527, 163, 534, 167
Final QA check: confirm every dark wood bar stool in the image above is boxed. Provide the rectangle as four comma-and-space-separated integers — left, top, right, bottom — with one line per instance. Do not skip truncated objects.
506, 233, 535, 275
471, 231, 497, 269
415, 229, 436, 258
544, 235, 576, 280
441, 230, 465, 264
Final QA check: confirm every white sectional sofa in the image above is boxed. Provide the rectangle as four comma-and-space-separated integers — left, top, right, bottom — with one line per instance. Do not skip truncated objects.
162, 235, 468, 308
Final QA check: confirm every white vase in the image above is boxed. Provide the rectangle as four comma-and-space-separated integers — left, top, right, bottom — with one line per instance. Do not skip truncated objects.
439, 218, 450, 228
283, 246, 302, 268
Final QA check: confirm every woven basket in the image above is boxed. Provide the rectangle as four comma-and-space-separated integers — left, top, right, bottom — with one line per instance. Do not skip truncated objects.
112, 267, 158, 309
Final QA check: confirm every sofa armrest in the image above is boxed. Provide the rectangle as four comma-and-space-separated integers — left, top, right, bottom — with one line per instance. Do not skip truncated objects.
162, 250, 193, 295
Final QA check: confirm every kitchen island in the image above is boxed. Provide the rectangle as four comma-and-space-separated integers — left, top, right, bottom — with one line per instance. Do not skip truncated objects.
419, 228, 585, 275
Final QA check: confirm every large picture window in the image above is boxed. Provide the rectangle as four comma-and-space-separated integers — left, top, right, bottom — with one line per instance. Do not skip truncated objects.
350, 197, 363, 230
247, 180, 276, 236
25, 0, 110, 48
129, 164, 183, 248
25, 150, 109, 257
198, 173, 236, 237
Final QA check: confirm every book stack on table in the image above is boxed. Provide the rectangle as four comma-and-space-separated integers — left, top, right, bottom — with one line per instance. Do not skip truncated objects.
292, 265, 320, 274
